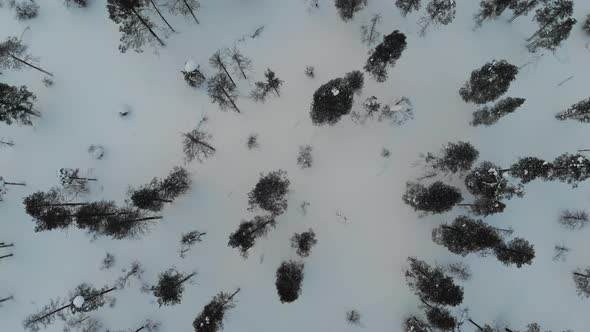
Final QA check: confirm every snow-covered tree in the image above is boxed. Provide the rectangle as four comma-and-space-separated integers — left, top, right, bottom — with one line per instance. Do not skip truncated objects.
378, 97, 414, 125
0, 36, 53, 76
247, 170, 290, 216
334, 0, 367, 21
165, 0, 200, 24
209, 49, 236, 87
459, 60, 518, 104
179, 230, 206, 258
291, 228, 317, 257
549, 153, 590, 187
432, 215, 504, 256
361, 14, 382, 46
403, 316, 431, 332
229, 46, 252, 80
573, 267, 590, 298
207, 73, 240, 113
297, 145, 313, 169
396, 0, 422, 17
23, 189, 84, 232
405, 257, 464, 306
228, 215, 276, 257
129, 167, 190, 211
458, 197, 506, 216
183, 116, 216, 162
494, 238, 535, 267
58, 168, 96, 195
558, 209, 590, 230
526, 0, 574, 52
107, 0, 166, 53
473, 0, 517, 27
402, 181, 463, 214
182, 60, 206, 88
310, 77, 354, 125
275, 260, 305, 303
10, 0, 39, 20
364, 30, 407, 82
418, 0, 456, 36
193, 288, 240, 332
471, 97, 525, 126
527, 17, 576, 52
251, 69, 283, 102
422, 141, 480, 175
464, 161, 522, 200
555, 98, 590, 123
0, 83, 39, 126
152, 269, 196, 306
509, 156, 551, 184
508, 0, 542, 23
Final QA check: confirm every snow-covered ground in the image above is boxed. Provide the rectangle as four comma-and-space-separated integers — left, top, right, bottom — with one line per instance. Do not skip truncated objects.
1, 0, 590, 331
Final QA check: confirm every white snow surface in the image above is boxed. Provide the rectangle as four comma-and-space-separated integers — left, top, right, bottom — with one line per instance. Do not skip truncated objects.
72, 296, 85, 309
1, 1, 590, 332
184, 59, 198, 72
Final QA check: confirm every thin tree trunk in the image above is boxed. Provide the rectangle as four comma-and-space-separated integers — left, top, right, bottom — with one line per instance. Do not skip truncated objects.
557, 75, 574, 87
182, 0, 199, 24
457, 203, 474, 207
211, 288, 241, 316
134, 326, 146, 332
70, 176, 97, 181
221, 87, 240, 113
0, 254, 14, 260
578, 149, 590, 152
123, 216, 163, 223
38, 203, 89, 207
0, 296, 13, 303
506, 328, 515, 332
9, 55, 53, 76
176, 272, 197, 286
219, 61, 237, 87
26, 303, 72, 326
149, 0, 176, 32
493, 227, 512, 234
4, 182, 25, 186
186, 134, 216, 152
527, 21, 552, 42
273, 87, 280, 97
468, 319, 486, 331
131, 8, 165, 46
0, 243, 14, 248
25, 109, 41, 117
574, 272, 590, 278
234, 58, 247, 79
419, 298, 435, 309
155, 198, 173, 203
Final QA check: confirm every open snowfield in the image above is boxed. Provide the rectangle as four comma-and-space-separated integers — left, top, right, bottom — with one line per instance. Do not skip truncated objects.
2, 0, 590, 331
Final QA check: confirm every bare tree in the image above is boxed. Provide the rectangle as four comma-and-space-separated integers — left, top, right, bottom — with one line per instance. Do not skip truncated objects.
0, 36, 53, 76
207, 73, 240, 113
165, 0, 200, 24
558, 209, 589, 230
182, 116, 216, 163
553, 245, 570, 262
147, 0, 176, 32
209, 49, 236, 87
229, 46, 252, 80
361, 14, 382, 46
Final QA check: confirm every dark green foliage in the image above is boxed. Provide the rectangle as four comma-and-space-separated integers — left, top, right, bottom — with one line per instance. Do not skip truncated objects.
275, 260, 305, 303
459, 60, 518, 104
396, 0, 422, 17
291, 229, 317, 257
334, 0, 367, 21
549, 153, 590, 187
344, 70, 364, 93
432, 215, 503, 256
364, 30, 407, 82
555, 98, 590, 123
468, 197, 506, 216
75, 200, 119, 232
494, 237, 535, 267
471, 97, 525, 126
310, 77, 354, 125
527, 17, 576, 52
22, 189, 80, 232
193, 289, 240, 332
403, 316, 431, 332
427, 141, 479, 174
247, 170, 290, 215
510, 156, 551, 183
474, 0, 518, 26
527, 0, 575, 52
129, 167, 191, 211
402, 181, 463, 214
251, 69, 283, 102
0, 83, 39, 126
405, 257, 464, 306
152, 269, 195, 306
425, 306, 458, 331
106, 0, 165, 53
228, 215, 275, 257
419, 0, 457, 35
573, 267, 590, 298
465, 161, 522, 200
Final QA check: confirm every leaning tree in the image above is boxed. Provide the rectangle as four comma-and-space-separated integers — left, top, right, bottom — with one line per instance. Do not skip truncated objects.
207, 73, 240, 113
247, 170, 290, 216
310, 77, 354, 125
275, 260, 305, 303
152, 269, 196, 306
251, 69, 283, 102
0, 36, 53, 76
526, 0, 575, 52
228, 215, 276, 257
364, 30, 407, 82
432, 215, 504, 256
183, 116, 216, 162
229, 46, 252, 80
193, 288, 240, 332
471, 97, 525, 127
361, 14, 382, 46
402, 181, 463, 214
0, 83, 40, 126
459, 60, 518, 104
209, 49, 236, 87
106, 0, 166, 53
555, 98, 590, 123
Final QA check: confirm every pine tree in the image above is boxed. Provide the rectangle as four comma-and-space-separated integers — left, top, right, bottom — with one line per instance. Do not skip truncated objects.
165, 0, 200, 24
58, 168, 96, 195
432, 215, 504, 256
251, 69, 283, 102
228, 215, 276, 257
179, 230, 205, 258
100, 208, 163, 240
558, 209, 590, 229
527, 17, 576, 52
526, 0, 574, 52
0, 83, 40, 126
75, 200, 121, 233
424, 141, 480, 174
361, 14, 382, 46
291, 229, 317, 257
310, 77, 354, 125
418, 0, 457, 36
160, 167, 191, 199
471, 97, 525, 126
494, 237, 535, 267
182, 64, 206, 88
364, 30, 407, 82
275, 260, 305, 303
509, 0, 541, 23
555, 98, 590, 123
474, 0, 518, 27
129, 179, 171, 212
248, 170, 290, 216
424, 305, 458, 332
403, 316, 431, 332
23, 189, 85, 232
572, 267, 590, 297
183, 116, 216, 162
334, 0, 367, 22
459, 60, 518, 104
405, 257, 464, 306
106, 0, 166, 53
396, 0, 422, 17
509, 156, 552, 183
229, 46, 252, 80
193, 289, 240, 332
10, 0, 39, 20
344, 70, 364, 94
549, 153, 590, 187
0, 36, 53, 76
207, 73, 240, 113
152, 269, 196, 306
464, 161, 522, 200
402, 181, 463, 214
459, 197, 506, 216
64, 0, 89, 8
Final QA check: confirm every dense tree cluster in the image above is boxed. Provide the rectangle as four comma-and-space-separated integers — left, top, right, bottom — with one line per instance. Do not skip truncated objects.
275, 260, 305, 303
402, 181, 463, 214
0, 83, 39, 126
527, 0, 576, 52
193, 289, 240, 332
418, 0, 457, 36
152, 269, 196, 306
459, 60, 518, 104
310, 77, 355, 125
106, 0, 166, 53
128, 167, 191, 211
364, 30, 407, 82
